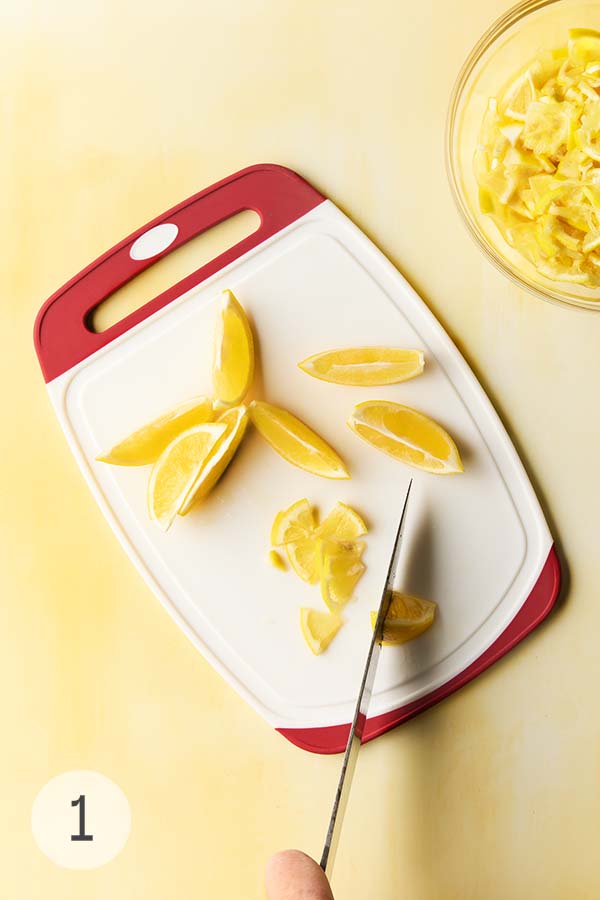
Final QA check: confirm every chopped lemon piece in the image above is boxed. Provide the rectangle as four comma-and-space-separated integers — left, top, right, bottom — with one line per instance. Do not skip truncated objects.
250, 400, 349, 479
320, 540, 366, 612
568, 28, 600, 66
178, 404, 249, 514
315, 502, 367, 542
522, 100, 570, 156
212, 290, 254, 406
501, 68, 536, 120
268, 549, 286, 571
300, 608, 343, 655
271, 498, 316, 545
97, 396, 213, 466
147, 423, 227, 530
286, 538, 321, 584
298, 347, 424, 386
348, 401, 463, 475
370, 591, 436, 645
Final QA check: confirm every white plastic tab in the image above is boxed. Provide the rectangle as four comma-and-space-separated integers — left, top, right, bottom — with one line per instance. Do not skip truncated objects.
129, 223, 179, 260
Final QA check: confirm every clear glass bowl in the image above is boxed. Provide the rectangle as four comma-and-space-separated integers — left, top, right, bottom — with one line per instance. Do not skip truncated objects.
447, 0, 600, 311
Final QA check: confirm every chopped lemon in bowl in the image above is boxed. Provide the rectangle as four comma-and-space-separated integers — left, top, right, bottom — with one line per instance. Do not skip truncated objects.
475, 28, 600, 290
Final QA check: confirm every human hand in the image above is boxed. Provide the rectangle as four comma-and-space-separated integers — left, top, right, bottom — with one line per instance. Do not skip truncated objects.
266, 850, 335, 899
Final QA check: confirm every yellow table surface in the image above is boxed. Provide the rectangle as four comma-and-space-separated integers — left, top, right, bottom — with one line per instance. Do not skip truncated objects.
2, 1, 599, 897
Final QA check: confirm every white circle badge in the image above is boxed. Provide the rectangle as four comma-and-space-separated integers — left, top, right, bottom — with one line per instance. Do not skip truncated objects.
32, 770, 131, 869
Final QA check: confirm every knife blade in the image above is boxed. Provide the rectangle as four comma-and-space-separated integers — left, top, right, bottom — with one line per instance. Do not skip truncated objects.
320, 479, 413, 877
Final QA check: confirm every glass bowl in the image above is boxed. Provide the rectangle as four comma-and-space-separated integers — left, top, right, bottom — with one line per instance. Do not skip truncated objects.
447, 0, 600, 311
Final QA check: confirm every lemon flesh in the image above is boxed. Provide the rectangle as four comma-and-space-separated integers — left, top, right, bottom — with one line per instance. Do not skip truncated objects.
148, 423, 227, 529
298, 347, 424, 386
268, 549, 286, 571
475, 29, 600, 290
286, 538, 321, 584
348, 401, 463, 475
370, 591, 436, 645
212, 290, 254, 405
315, 501, 367, 542
178, 404, 249, 515
300, 608, 343, 655
250, 400, 349, 479
97, 396, 213, 466
271, 498, 316, 545
320, 540, 366, 612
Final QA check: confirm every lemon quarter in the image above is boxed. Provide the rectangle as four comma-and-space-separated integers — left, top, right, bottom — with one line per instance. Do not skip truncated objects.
298, 347, 424, 386
212, 290, 254, 405
97, 396, 213, 466
250, 400, 349, 479
348, 401, 463, 475
148, 423, 227, 529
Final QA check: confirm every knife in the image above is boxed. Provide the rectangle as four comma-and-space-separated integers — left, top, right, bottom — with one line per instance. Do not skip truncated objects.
320, 478, 413, 877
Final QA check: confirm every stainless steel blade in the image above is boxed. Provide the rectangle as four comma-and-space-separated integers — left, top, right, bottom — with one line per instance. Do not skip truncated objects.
320, 479, 413, 877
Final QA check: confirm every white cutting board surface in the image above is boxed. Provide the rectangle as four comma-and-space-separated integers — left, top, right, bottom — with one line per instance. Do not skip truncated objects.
48, 200, 552, 731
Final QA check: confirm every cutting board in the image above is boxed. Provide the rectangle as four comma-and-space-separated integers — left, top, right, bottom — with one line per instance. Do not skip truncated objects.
34, 164, 560, 754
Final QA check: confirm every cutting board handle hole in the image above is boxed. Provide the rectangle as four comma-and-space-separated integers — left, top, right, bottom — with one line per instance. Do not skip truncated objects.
88, 209, 260, 333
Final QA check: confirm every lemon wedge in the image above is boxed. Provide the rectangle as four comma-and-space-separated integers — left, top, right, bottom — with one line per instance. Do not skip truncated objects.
315, 501, 367, 542
320, 540, 366, 612
250, 400, 349, 479
348, 401, 463, 475
212, 290, 254, 406
178, 404, 249, 515
370, 591, 436, 645
270, 498, 316, 545
298, 347, 424, 386
300, 608, 343, 655
148, 423, 227, 529
97, 396, 213, 466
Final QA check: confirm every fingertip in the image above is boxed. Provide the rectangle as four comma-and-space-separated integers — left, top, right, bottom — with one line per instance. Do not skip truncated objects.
265, 849, 334, 899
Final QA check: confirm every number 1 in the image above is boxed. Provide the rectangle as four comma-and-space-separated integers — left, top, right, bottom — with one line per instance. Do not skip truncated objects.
71, 794, 93, 841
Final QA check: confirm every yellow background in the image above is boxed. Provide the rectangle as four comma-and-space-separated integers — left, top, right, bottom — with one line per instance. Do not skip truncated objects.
2, 0, 599, 897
